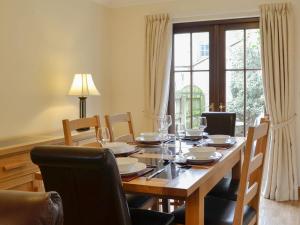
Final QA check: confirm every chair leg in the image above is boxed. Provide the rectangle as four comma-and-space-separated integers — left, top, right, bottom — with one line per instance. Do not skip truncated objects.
162, 198, 170, 212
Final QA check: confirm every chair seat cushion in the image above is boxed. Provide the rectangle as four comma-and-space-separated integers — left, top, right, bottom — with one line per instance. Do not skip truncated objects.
208, 178, 239, 201
172, 196, 256, 225
126, 194, 153, 208
130, 208, 174, 225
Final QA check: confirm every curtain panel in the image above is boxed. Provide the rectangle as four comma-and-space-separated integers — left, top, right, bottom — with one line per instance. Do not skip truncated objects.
144, 13, 172, 129
260, 3, 298, 201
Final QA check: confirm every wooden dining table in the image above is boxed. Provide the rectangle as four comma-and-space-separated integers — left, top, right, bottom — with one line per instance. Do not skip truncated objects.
85, 137, 246, 225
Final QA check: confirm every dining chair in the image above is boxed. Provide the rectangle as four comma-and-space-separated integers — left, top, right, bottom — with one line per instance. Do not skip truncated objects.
62, 115, 101, 145
172, 119, 270, 225
62, 115, 154, 210
208, 116, 269, 201
31, 146, 174, 225
105, 112, 135, 142
0, 190, 63, 225
201, 112, 236, 136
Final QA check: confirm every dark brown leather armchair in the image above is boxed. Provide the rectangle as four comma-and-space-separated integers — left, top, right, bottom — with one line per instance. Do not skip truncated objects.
0, 190, 63, 225
31, 145, 174, 225
201, 112, 236, 136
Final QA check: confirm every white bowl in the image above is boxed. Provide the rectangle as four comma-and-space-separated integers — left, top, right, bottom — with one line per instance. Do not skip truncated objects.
103, 142, 136, 155
138, 132, 160, 141
116, 157, 138, 173
102, 142, 133, 153
186, 129, 202, 136
140, 132, 159, 139
208, 135, 231, 144
184, 151, 221, 160
189, 146, 217, 153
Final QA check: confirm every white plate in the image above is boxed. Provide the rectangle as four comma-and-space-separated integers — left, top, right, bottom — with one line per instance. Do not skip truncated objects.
119, 162, 147, 176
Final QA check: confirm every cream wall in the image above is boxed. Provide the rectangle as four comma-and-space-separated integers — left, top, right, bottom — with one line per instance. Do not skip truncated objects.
0, 0, 299, 181
0, 0, 111, 139
108, 0, 300, 182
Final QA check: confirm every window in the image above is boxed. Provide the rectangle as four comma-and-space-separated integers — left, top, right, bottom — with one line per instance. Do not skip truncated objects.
200, 44, 209, 57
169, 18, 264, 136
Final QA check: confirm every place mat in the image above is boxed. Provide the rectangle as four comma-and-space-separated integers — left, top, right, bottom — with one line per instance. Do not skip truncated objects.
205, 139, 237, 149
133, 138, 173, 146
182, 136, 203, 141
135, 143, 161, 148
183, 134, 208, 141
121, 167, 154, 182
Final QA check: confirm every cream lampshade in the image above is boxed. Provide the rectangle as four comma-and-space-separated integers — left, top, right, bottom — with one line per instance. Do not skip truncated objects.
68, 74, 100, 119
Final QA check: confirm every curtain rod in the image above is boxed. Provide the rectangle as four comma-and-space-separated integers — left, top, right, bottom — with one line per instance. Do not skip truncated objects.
171, 9, 260, 24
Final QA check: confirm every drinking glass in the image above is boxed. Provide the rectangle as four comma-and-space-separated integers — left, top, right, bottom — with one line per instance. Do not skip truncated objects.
199, 117, 207, 142
98, 127, 110, 146
176, 123, 186, 155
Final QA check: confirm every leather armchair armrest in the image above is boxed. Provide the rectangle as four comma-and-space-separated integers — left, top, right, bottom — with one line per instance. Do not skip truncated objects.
0, 190, 63, 225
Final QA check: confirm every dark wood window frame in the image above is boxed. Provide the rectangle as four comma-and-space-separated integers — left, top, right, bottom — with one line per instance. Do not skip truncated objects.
169, 17, 260, 133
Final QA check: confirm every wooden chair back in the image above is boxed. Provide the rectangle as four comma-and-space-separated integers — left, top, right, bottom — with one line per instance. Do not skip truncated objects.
104, 112, 135, 142
233, 117, 269, 225
62, 115, 100, 145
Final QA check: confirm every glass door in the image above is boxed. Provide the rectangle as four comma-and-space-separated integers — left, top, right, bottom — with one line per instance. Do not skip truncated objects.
224, 28, 264, 136
170, 18, 264, 136
173, 31, 211, 129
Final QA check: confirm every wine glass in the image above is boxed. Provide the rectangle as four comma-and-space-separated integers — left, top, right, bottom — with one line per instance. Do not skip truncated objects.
165, 115, 172, 128
164, 115, 172, 142
156, 116, 168, 146
176, 123, 186, 156
199, 117, 207, 143
97, 127, 110, 146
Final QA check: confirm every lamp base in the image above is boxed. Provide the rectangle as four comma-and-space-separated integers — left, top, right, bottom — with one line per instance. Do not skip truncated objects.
76, 96, 90, 132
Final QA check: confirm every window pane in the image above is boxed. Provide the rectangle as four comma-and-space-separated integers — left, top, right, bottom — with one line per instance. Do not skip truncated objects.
175, 72, 191, 129
192, 72, 210, 128
226, 71, 245, 136
192, 32, 209, 70
246, 29, 261, 69
246, 70, 265, 130
174, 34, 190, 71
226, 30, 244, 69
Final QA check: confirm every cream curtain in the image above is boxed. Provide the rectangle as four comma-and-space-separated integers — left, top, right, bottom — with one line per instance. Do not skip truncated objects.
260, 3, 298, 201
144, 14, 172, 128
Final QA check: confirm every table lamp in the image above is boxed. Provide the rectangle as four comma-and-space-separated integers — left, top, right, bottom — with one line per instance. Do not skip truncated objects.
68, 74, 100, 119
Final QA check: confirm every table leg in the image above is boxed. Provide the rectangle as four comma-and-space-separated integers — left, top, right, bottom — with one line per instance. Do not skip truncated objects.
232, 149, 242, 180
185, 188, 205, 225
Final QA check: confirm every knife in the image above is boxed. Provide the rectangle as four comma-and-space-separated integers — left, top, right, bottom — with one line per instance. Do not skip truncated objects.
146, 168, 165, 181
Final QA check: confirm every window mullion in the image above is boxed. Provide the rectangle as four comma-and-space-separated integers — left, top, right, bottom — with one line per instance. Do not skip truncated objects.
190, 32, 193, 128
243, 29, 247, 136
